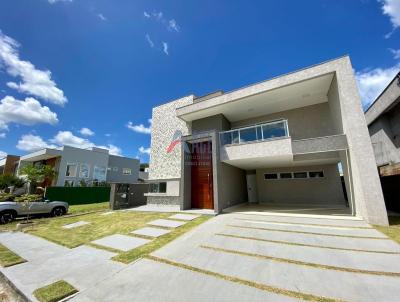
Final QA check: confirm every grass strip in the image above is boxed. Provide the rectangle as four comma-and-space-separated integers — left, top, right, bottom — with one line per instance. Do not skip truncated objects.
0, 244, 26, 267
236, 218, 373, 229
374, 216, 400, 244
146, 255, 341, 302
227, 224, 389, 240
200, 245, 400, 277
112, 216, 210, 263
33, 280, 78, 302
216, 233, 400, 254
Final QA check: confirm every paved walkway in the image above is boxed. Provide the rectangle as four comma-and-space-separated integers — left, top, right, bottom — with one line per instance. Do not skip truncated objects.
1, 213, 400, 301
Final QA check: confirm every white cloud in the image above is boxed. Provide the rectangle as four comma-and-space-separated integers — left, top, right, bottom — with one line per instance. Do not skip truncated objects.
48, 0, 72, 3
152, 12, 163, 20
0, 31, 67, 105
168, 19, 180, 32
105, 133, 111, 137
389, 48, 400, 59
98, 144, 122, 156
126, 119, 152, 134
50, 131, 93, 149
0, 151, 6, 158
79, 127, 95, 136
162, 42, 169, 55
145, 34, 154, 48
356, 64, 400, 110
139, 146, 151, 155
144, 11, 150, 18
0, 133, 6, 138
97, 13, 107, 21
380, 0, 400, 28
16, 134, 57, 152
0, 96, 58, 130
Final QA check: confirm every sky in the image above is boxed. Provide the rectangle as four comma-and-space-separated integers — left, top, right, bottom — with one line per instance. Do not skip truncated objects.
0, 0, 399, 162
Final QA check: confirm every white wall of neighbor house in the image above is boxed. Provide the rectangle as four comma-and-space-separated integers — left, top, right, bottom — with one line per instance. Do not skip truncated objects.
255, 163, 345, 205
231, 102, 338, 140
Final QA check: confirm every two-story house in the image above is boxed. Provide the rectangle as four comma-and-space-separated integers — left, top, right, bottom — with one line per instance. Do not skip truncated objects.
146, 56, 388, 225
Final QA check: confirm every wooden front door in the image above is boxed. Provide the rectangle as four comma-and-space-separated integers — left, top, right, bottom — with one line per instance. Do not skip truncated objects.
191, 141, 214, 209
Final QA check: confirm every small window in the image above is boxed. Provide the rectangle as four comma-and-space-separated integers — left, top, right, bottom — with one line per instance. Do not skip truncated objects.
79, 163, 90, 178
279, 172, 292, 179
65, 163, 77, 177
113, 167, 118, 172
64, 180, 74, 187
93, 165, 107, 181
149, 182, 167, 193
293, 172, 308, 179
309, 171, 324, 178
264, 173, 278, 180
122, 168, 132, 175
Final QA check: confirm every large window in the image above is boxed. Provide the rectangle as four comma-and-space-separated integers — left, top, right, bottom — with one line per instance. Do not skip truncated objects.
93, 165, 107, 181
149, 182, 167, 193
64, 180, 74, 187
79, 163, 90, 178
122, 168, 132, 175
65, 163, 77, 177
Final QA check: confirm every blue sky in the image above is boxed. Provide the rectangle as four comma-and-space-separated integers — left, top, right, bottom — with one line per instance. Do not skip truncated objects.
0, 0, 399, 162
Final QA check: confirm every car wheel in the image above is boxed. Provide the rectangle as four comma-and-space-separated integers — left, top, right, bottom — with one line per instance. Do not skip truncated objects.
0, 211, 15, 224
51, 207, 65, 217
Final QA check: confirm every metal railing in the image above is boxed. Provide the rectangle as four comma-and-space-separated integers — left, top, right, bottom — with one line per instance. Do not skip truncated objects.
220, 119, 289, 146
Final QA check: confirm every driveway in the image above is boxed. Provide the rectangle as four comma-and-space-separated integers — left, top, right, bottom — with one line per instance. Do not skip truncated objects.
2, 212, 400, 301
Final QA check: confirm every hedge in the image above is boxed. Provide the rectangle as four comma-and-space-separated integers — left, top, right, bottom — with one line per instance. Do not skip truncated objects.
45, 187, 111, 205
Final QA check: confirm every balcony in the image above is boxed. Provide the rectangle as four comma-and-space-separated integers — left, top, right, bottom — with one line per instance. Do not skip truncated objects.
220, 120, 289, 146
219, 120, 293, 168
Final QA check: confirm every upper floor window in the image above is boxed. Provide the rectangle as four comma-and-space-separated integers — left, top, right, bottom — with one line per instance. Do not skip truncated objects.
65, 163, 77, 177
93, 165, 106, 181
113, 167, 118, 172
79, 163, 90, 178
122, 168, 132, 175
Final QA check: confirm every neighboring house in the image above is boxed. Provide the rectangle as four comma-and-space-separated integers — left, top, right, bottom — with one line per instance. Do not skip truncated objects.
146, 56, 388, 225
18, 145, 139, 187
365, 71, 400, 213
0, 155, 20, 176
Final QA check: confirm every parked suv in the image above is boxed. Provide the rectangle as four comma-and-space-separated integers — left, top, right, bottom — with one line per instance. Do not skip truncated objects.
0, 199, 69, 224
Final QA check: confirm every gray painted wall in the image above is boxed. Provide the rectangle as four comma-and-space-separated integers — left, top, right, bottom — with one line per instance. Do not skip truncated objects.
192, 114, 231, 132
219, 163, 247, 209
256, 164, 346, 205
107, 155, 139, 183
231, 102, 338, 140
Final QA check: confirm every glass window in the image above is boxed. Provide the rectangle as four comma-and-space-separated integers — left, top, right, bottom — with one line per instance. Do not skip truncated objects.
239, 127, 257, 143
262, 121, 286, 140
93, 165, 107, 181
113, 167, 118, 172
220, 132, 232, 146
122, 168, 132, 175
280, 172, 292, 179
65, 163, 77, 177
293, 172, 308, 179
309, 171, 324, 178
79, 163, 90, 178
232, 130, 239, 144
64, 180, 74, 187
264, 173, 278, 180
149, 182, 167, 193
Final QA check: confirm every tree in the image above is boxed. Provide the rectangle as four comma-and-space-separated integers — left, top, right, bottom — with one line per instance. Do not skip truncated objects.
20, 164, 55, 193
0, 174, 25, 190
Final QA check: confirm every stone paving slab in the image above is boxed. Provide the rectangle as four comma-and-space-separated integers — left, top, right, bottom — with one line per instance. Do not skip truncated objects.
62, 221, 91, 229
236, 213, 371, 227
223, 226, 400, 253
153, 241, 400, 302
234, 219, 387, 238
131, 227, 171, 238
69, 258, 297, 302
92, 234, 150, 251
147, 219, 187, 228
0, 232, 68, 263
1, 244, 124, 301
205, 233, 400, 273
169, 213, 200, 221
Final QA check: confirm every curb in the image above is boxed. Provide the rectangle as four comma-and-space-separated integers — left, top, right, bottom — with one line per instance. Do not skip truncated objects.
0, 270, 30, 302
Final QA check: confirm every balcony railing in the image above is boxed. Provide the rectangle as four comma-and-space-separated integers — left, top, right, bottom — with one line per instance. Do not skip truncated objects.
220, 119, 289, 146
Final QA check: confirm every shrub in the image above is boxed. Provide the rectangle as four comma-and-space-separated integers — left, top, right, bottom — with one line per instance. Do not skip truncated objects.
0, 193, 14, 202
14, 194, 43, 203
0, 174, 25, 190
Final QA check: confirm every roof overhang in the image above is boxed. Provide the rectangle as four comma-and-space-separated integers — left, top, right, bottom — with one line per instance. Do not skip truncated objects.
20, 148, 62, 162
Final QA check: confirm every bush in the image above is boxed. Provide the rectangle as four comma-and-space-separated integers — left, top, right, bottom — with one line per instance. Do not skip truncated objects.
14, 194, 43, 203
0, 193, 14, 202
0, 174, 25, 190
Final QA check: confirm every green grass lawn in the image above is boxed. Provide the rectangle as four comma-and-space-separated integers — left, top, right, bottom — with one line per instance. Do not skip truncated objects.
0, 244, 26, 267
375, 216, 400, 243
33, 280, 78, 302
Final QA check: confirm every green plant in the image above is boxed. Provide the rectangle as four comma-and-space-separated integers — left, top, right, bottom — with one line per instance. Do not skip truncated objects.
20, 164, 55, 192
14, 194, 42, 203
79, 179, 88, 187
0, 193, 14, 202
0, 174, 25, 190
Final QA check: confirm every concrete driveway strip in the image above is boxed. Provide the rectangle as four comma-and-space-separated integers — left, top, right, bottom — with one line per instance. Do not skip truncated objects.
70, 258, 299, 302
